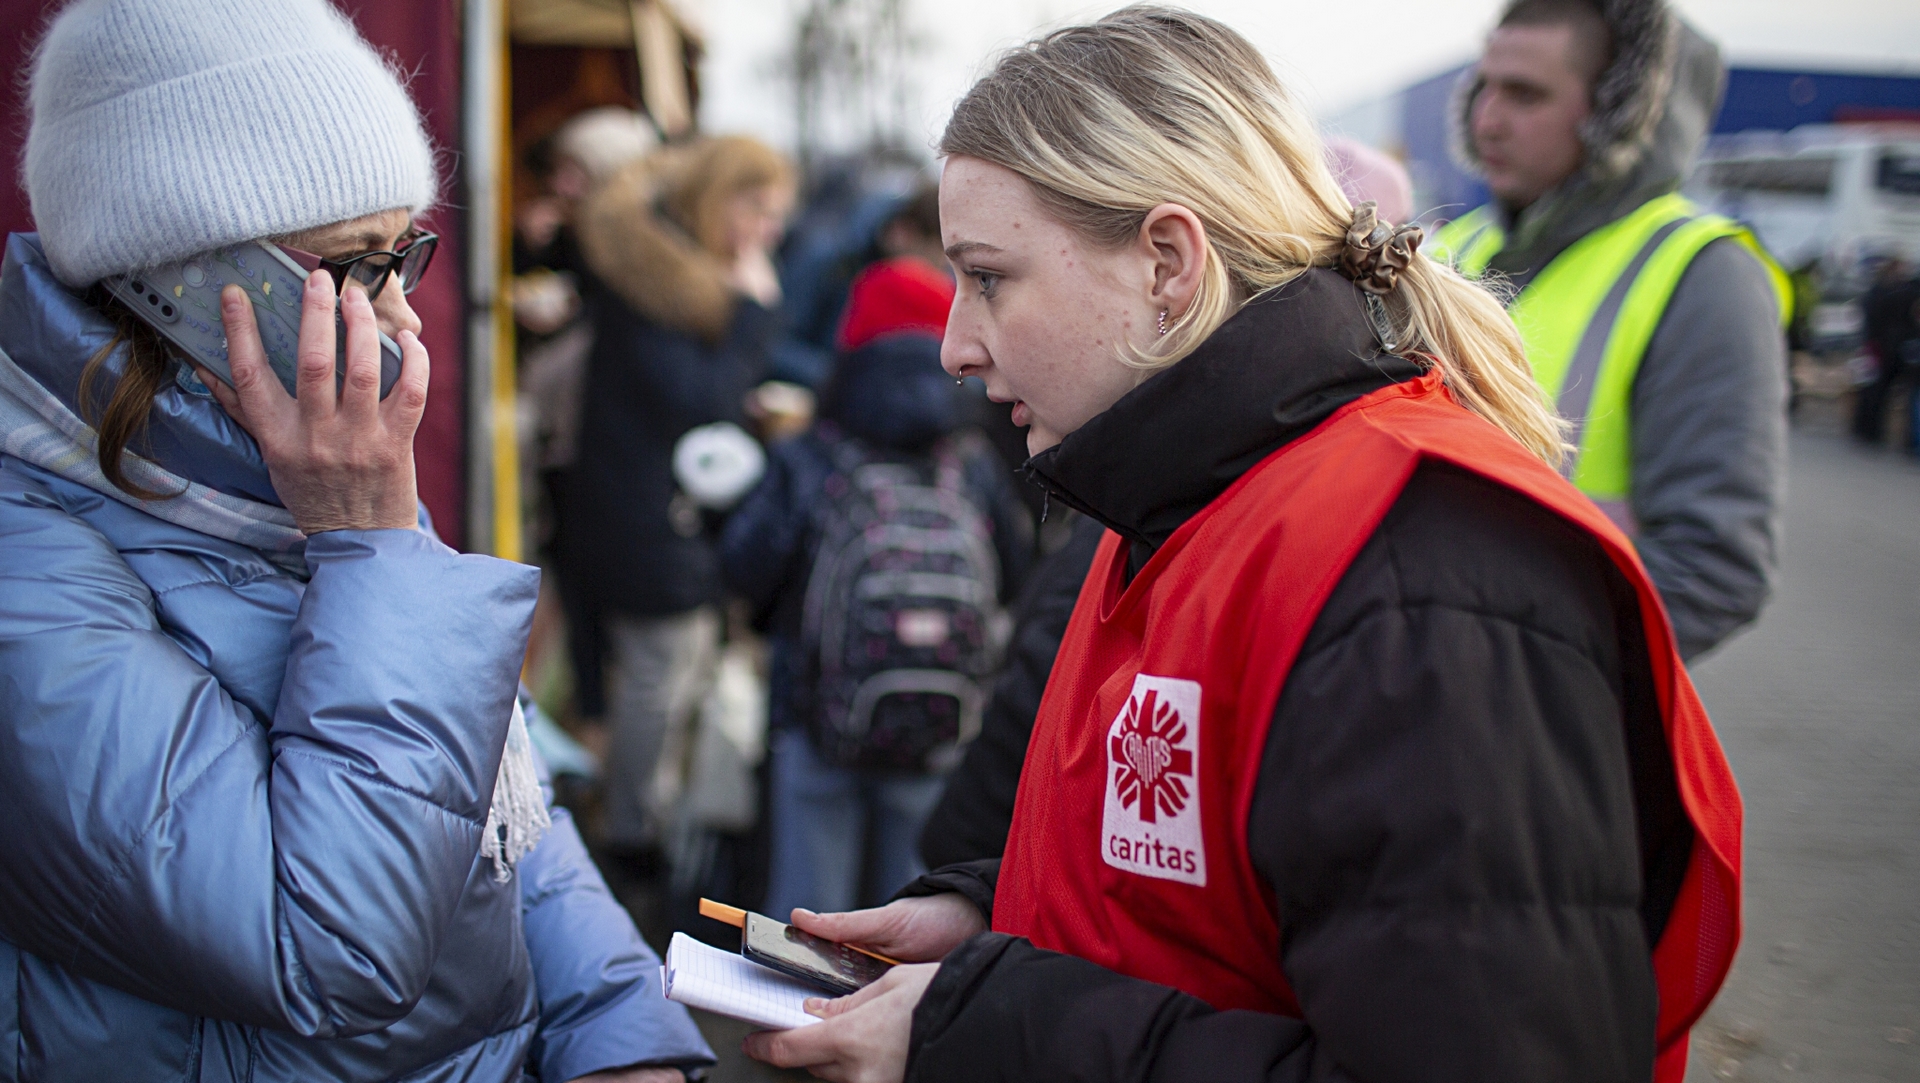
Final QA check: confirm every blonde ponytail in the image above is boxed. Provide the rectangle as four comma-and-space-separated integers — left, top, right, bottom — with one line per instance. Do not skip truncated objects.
940, 5, 1568, 465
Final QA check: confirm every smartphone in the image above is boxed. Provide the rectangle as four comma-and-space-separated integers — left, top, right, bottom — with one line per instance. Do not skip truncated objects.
741, 911, 894, 996
102, 241, 402, 399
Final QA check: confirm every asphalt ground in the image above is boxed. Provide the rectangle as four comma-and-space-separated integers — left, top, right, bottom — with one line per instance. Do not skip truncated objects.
1684, 425, 1920, 1082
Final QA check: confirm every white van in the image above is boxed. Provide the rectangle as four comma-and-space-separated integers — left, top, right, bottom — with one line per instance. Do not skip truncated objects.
1686, 125, 1920, 342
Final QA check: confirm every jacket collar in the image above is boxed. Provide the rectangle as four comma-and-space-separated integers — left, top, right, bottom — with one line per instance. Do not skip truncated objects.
1022, 268, 1421, 555
0, 232, 281, 505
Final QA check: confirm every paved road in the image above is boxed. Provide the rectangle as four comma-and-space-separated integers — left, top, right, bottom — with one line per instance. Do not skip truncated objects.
1685, 430, 1920, 1082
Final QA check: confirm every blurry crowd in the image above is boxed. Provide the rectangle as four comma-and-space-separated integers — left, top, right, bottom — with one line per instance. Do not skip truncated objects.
502, 107, 1441, 934
508, 110, 1030, 929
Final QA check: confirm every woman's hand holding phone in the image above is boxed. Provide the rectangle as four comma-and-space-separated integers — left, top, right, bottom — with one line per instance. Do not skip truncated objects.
202, 271, 429, 534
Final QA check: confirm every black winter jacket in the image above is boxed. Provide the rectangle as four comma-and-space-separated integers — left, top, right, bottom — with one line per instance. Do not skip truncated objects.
566, 293, 776, 616
898, 270, 1693, 1083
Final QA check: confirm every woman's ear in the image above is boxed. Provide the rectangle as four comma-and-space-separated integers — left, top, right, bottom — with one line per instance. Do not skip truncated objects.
1139, 203, 1208, 317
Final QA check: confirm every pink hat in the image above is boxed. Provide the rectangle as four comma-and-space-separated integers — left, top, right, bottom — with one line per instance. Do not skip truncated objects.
1325, 137, 1415, 227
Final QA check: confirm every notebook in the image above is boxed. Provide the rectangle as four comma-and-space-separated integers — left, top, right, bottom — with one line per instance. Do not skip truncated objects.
661, 931, 824, 1030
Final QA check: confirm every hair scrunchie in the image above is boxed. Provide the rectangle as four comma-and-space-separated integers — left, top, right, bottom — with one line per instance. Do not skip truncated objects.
1337, 201, 1423, 295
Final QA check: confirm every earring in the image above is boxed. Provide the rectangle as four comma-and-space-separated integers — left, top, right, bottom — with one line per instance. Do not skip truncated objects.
1157, 309, 1169, 336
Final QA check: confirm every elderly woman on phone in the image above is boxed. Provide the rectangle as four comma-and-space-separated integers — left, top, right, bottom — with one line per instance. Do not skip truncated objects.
746, 8, 1741, 1083
0, 1, 709, 1080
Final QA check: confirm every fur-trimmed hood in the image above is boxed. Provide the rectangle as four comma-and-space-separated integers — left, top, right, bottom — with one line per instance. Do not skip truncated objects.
577, 151, 737, 343
1451, 0, 1728, 280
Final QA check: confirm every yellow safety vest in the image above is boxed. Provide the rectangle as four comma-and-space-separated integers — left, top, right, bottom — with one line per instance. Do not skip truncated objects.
1429, 193, 1792, 526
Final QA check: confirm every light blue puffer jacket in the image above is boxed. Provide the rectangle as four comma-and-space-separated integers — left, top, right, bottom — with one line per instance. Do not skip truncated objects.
0, 234, 713, 1082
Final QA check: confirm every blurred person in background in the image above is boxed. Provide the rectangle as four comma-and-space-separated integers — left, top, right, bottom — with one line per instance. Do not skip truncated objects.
1852, 256, 1920, 451
567, 136, 795, 873
0, 1, 709, 1080
515, 107, 661, 355
1430, 0, 1792, 661
721, 233, 1031, 916
777, 157, 931, 386
516, 106, 661, 312
515, 107, 660, 729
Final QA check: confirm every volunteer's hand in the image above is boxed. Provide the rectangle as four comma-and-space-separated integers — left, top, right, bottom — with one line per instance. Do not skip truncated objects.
564, 1067, 683, 1083
743, 962, 937, 1083
560, 1067, 683, 1083
788, 893, 985, 964
204, 272, 428, 534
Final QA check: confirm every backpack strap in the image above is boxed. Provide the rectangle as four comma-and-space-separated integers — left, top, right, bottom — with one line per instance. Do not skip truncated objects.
932, 429, 997, 496
813, 420, 873, 479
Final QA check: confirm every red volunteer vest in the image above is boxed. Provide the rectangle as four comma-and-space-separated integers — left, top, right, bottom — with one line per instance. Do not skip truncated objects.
994, 372, 1742, 1081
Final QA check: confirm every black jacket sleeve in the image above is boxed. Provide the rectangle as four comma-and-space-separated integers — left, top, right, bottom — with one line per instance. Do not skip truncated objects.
911, 933, 1313, 1083
895, 858, 999, 923
906, 464, 1684, 1083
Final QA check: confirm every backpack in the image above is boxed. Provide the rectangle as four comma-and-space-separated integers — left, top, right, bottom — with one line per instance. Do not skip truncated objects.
799, 425, 1006, 772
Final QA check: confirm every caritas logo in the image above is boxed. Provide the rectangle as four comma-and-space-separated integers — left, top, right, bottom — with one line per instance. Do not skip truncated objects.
1100, 674, 1205, 886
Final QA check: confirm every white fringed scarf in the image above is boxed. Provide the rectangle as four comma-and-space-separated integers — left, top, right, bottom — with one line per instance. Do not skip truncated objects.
483, 699, 551, 880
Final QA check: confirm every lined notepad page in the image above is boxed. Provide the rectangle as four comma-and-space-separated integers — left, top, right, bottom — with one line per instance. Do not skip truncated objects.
662, 931, 823, 1030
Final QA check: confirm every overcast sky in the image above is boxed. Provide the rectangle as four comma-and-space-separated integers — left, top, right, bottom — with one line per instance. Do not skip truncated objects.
693, 0, 1920, 155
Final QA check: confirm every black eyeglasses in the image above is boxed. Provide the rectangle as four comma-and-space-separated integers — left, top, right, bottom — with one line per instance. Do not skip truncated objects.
281, 232, 439, 300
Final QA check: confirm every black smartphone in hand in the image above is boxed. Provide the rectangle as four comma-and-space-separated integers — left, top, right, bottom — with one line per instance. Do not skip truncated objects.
741, 911, 894, 996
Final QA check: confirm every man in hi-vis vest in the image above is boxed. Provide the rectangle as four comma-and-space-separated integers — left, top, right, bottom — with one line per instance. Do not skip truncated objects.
1432, 0, 1791, 661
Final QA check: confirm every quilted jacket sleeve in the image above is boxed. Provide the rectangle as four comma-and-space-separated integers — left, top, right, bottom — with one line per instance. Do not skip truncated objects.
0, 463, 539, 1038
518, 707, 714, 1080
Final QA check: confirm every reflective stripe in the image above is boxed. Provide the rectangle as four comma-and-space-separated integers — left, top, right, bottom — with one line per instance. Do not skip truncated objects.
1428, 206, 1504, 277
1555, 217, 1692, 477
1509, 193, 1698, 406
1568, 215, 1791, 500
1444, 195, 1793, 509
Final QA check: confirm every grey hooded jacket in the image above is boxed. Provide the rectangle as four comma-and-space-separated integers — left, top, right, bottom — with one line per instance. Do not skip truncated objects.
1454, 0, 1787, 660
0, 233, 713, 1082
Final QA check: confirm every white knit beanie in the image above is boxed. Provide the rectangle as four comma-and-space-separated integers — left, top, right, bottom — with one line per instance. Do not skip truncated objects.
24, 0, 437, 288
